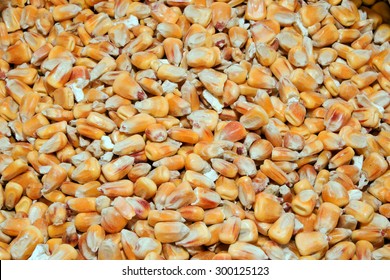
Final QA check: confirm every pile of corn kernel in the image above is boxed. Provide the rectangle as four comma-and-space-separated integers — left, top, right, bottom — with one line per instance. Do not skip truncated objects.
0, 0, 389, 260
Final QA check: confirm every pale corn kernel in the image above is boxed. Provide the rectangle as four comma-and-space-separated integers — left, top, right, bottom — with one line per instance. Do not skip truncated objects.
228, 241, 268, 260
325, 241, 356, 260
351, 228, 384, 244
314, 202, 342, 234
322, 181, 350, 207
100, 207, 127, 234
268, 213, 295, 245
175, 221, 211, 247
10, 226, 44, 260
0, 0, 387, 261
41, 165, 67, 194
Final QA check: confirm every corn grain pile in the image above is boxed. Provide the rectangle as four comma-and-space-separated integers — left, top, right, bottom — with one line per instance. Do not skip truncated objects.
0, 0, 389, 260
